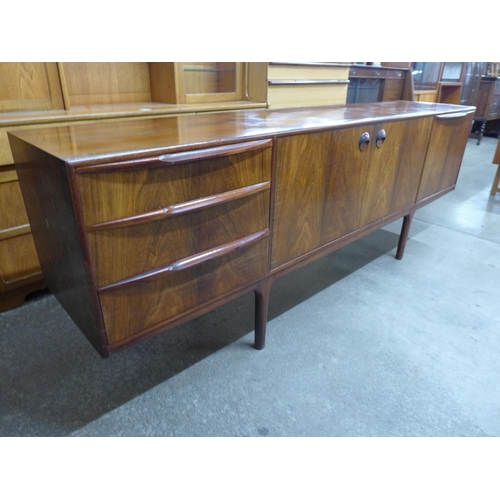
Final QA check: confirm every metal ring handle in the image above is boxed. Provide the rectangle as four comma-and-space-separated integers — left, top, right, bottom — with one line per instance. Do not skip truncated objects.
376, 130, 386, 148
359, 132, 370, 152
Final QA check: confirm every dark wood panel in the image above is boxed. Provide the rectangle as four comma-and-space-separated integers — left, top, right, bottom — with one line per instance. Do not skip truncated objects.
272, 118, 433, 269
77, 147, 272, 226
8, 136, 108, 356
87, 182, 269, 231
271, 131, 332, 268
359, 118, 433, 225
417, 112, 475, 201
99, 236, 269, 344
9, 101, 475, 168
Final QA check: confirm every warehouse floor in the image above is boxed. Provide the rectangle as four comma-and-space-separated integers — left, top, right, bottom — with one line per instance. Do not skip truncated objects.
1, 136, 499, 437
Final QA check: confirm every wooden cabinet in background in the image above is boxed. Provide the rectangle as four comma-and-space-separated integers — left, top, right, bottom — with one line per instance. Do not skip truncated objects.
9, 101, 475, 357
0, 165, 44, 311
412, 62, 443, 102
346, 65, 414, 104
0, 62, 268, 311
460, 62, 487, 107
472, 76, 500, 144
438, 62, 465, 105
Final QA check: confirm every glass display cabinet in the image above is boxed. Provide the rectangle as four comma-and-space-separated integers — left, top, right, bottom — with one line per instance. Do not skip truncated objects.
177, 62, 244, 104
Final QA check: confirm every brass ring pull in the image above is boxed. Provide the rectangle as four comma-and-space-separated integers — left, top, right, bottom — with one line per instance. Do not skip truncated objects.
376, 129, 386, 148
359, 132, 370, 152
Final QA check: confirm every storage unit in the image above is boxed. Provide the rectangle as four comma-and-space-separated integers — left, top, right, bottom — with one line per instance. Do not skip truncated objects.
472, 76, 500, 144
9, 101, 475, 357
460, 62, 488, 106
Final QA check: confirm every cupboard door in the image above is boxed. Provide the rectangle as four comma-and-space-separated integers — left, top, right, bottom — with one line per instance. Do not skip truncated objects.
416, 111, 474, 201
272, 126, 376, 268
0, 63, 64, 113
272, 119, 433, 269
357, 118, 432, 227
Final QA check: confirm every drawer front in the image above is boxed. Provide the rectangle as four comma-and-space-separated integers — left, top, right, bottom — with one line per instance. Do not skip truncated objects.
99, 233, 269, 344
88, 189, 270, 287
76, 139, 273, 226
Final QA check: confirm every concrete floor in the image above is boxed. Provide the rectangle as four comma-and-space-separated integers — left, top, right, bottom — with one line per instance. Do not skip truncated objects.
1, 136, 499, 437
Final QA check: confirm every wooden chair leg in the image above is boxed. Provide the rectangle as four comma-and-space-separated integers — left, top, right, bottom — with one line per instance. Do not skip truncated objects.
396, 211, 415, 260
477, 120, 486, 145
490, 164, 500, 196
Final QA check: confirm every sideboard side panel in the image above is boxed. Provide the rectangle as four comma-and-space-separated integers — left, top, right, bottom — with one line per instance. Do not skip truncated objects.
417, 112, 475, 202
8, 135, 108, 356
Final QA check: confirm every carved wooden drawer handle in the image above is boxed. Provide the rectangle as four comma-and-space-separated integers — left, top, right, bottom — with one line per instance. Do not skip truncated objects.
435, 112, 470, 120
98, 229, 270, 293
159, 139, 273, 165
87, 181, 270, 231
359, 132, 370, 151
376, 129, 386, 148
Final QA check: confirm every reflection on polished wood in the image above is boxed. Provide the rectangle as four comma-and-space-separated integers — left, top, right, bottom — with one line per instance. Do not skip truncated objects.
9, 101, 475, 357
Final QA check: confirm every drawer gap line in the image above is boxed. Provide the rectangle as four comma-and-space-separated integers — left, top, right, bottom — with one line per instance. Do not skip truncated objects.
98, 229, 270, 293
87, 181, 270, 231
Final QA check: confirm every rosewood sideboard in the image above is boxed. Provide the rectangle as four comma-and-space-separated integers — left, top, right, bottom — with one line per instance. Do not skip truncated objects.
8, 101, 475, 358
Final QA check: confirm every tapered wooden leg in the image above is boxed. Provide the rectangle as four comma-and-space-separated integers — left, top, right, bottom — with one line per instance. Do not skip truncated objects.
396, 211, 415, 260
490, 164, 500, 196
253, 278, 274, 350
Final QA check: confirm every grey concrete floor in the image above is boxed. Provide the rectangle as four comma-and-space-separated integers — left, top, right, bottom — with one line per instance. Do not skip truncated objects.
1, 136, 499, 437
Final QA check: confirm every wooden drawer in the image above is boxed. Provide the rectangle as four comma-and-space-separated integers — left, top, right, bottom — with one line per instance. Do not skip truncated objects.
99, 232, 269, 345
79, 138, 273, 345
76, 139, 273, 226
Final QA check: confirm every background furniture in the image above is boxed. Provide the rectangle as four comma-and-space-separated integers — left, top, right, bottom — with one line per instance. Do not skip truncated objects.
411, 62, 443, 102
472, 76, 500, 144
9, 101, 474, 357
0, 62, 267, 310
460, 62, 487, 106
346, 64, 414, 104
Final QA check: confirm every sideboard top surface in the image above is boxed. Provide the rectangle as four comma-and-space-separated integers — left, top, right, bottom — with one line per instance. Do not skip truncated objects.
9, 101, 475, 167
